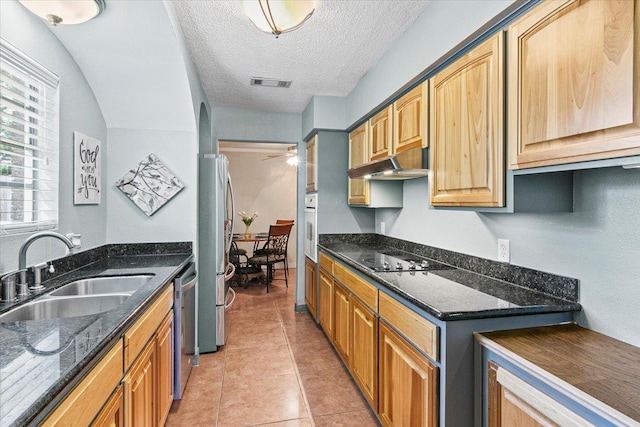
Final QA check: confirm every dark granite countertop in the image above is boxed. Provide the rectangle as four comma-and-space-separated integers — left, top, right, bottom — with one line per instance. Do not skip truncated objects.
318, 236, 581, 322
0, 243, 192, 427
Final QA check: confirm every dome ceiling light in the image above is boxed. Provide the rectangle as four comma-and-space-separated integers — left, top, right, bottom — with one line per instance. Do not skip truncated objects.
18, 0, 106, 26
243, 0, 320, 38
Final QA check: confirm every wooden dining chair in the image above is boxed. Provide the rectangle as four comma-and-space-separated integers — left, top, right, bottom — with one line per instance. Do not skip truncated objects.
275, 219, 294, 278
247, 223, 293, 292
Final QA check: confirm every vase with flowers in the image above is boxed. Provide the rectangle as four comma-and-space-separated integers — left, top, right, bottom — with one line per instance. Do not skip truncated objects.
238, 211, 258, 237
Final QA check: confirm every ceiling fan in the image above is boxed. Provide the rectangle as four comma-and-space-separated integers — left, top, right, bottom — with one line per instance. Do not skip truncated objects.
263, 145, 297, 161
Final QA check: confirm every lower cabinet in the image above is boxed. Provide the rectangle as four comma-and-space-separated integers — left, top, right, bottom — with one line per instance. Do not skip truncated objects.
319, 268, 333, 337
124, 341, 155, 426
378, 321, 438, 427
350, 296, 378, 411
41, 285, 174, 427
92, 385, 124, 427
124, 310, 174, 427
333, 282, 351, 361
156, 313, 174, 426
304, 257, 317, 319
487, 361, 592, 427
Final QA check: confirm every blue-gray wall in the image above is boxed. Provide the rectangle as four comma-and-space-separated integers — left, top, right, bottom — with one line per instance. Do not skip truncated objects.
0, 1, 107, 272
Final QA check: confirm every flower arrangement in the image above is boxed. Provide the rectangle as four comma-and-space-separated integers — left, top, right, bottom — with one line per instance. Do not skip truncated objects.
238, 211, 259, 226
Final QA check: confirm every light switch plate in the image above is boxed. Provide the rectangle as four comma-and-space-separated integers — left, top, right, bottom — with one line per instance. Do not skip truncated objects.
380, 222, 386, 235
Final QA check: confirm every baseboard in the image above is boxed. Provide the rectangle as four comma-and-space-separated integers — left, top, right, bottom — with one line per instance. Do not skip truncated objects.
294, 303, 308, 313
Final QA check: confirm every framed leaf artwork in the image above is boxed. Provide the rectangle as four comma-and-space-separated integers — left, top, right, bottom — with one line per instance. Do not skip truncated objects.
115, 153, 184, 216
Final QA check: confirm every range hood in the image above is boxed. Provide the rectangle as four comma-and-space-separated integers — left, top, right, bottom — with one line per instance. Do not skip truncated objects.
347, 146, 429, 180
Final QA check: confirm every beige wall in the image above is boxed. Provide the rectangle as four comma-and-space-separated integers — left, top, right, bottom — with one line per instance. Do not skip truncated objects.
224, 150, 297, 268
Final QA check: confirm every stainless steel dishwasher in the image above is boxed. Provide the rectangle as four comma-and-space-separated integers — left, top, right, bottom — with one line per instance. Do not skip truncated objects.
173, 262, 197, 400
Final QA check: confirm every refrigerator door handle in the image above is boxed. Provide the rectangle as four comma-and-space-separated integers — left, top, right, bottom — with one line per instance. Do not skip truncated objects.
227, 174, 236, 253
224, 262, 235, 281
225, 287, 236, 310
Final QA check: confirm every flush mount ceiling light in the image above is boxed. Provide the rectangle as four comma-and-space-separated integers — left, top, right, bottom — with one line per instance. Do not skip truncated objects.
18, 0, 105, 26
243, 0, 320, 38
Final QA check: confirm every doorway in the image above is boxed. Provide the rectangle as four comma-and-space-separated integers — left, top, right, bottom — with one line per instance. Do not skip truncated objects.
219, 141, 299, 285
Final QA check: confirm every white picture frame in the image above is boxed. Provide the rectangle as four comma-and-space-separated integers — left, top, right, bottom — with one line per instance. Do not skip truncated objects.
73, 131, 101, 205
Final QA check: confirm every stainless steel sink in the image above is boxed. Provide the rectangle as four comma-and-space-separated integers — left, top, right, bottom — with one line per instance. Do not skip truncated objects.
0, 294, 130, 323
49, 275, 153, 297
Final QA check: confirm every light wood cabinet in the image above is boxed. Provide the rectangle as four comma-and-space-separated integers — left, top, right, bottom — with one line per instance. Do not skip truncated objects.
92, 385, 124, 427
378, 321, 438, 427
348, 123, 369, 205
38, 285, 175, 427
508, 0, 640, 170
350, 296, 378, 411
393, 82, 428, 153
306, 135, 317, 192
369, 105, 393, 161
429, 32, 504, 207
333, 282, 351, 361
43, 340, 124, 427
319, 269, 334, 337
156, 312, 174, 426
488, 361, 593, 427
305, 257, 317, 319
124, 340, 155, 427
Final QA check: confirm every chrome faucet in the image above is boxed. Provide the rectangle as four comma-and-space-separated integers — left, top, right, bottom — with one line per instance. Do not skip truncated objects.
17, 231, 75, 293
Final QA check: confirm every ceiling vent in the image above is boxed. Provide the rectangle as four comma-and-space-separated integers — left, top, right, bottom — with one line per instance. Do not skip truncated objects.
250, 77, 292, 88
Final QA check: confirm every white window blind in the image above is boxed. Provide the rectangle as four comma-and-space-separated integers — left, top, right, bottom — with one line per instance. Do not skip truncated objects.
0, 39, 60, 235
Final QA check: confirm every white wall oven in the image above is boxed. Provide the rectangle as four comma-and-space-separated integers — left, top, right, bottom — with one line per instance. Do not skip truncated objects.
304, 193, 318, 262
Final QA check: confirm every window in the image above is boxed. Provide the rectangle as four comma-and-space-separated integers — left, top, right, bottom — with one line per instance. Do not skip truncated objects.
1, 38, 59, 235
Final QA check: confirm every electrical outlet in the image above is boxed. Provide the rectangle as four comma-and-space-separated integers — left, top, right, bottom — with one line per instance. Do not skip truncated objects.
380, 222, 386, 235
497, 239, 510, 263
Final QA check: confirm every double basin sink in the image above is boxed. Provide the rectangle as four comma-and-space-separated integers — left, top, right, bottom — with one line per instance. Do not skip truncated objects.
0, 275, 154, 323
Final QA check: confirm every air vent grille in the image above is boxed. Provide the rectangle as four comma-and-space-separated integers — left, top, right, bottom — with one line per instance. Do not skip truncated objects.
250, 77, 292, 88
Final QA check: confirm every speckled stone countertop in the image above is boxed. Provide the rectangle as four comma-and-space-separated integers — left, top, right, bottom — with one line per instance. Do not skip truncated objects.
0, 242, 192, 427
318, 234, 581, 321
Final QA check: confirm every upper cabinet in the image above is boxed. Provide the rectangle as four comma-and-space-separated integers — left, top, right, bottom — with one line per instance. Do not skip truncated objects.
348, 123, 370, 205
369, 106, 393, 161
306, 135, 317, 193
393, 83, 428, 154
508, 0, 640, 170
430, 32, 505, 207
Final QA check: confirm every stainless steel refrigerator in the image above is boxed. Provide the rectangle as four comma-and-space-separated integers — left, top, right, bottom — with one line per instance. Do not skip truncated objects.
197, 154, 236, 355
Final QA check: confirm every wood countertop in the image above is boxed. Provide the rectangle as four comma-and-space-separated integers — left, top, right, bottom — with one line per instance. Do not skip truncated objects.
476, 323, 640, 424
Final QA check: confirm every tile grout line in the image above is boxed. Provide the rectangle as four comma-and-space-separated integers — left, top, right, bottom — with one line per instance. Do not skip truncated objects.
270, 272, 317, 427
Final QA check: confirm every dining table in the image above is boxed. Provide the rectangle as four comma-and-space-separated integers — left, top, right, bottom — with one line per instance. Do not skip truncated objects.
232, 232, 268, 253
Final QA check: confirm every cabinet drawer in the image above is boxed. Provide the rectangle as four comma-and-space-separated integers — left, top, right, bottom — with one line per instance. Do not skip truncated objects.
379, 292, 438, 361
124, 285, 173, 369
319, 252, 334, 275
334, 262, 378, 312
43, 339, 123, 427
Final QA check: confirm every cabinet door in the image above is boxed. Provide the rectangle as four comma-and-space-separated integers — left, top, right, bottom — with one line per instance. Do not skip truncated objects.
318, 269, 334, 337
305, 258, 317, 319
156, 312, 174, 427
369, 105, 393, 161
124, 342, 155, 427
91, 385, 124, 427
379, 322, 437, 427
333, 282, 350, 361
488, 361, 593, 427
393, 83, 428, 153
43, 341, 124, 427
350, 297, 378, 411
348, 123, 369, 205
508, 0, 640, 169
306, 135, 317, 192
430, 32, 504, 207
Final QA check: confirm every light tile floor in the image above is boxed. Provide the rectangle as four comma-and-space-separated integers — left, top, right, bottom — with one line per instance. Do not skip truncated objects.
166, 269, 380, 427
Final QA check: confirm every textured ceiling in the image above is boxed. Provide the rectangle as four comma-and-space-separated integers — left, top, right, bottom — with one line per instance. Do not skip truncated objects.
173, 0, 431, 114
